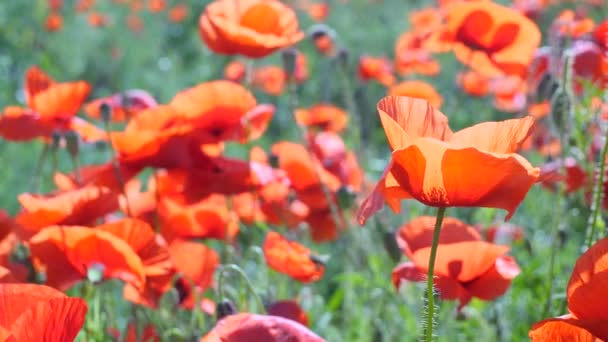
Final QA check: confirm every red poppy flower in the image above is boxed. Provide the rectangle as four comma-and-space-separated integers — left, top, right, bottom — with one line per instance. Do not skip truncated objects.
295, 104, 348, 133
201, 313, 325, 342
552, 9, 595, 39
358, 55, 396, 86
84, 89, 158, 122
394, 31, 441, 76
98, 219, 175, 308
15, 185, 120, 240
388, 81, 443, 108
29, 226, 146, 291
45, 12, 63, 32
252, 66, 286, 95
357, 96, 539, 224
529, 237, 608, 341
308, 132, 362, 191
539, 157, 587, 193
224, 60, 247, 83
427, 1, 541, 77
457, 71, 490, 97
0, 283, 87, 341
168, 239, 219, 309
0, 234, 28, 283
263, 231, 324, 283
168, 4, 189, 23
199, 0, 304, 58
393, 216, 520, 309
24, 66, 91, 120
267, 300, 309, 327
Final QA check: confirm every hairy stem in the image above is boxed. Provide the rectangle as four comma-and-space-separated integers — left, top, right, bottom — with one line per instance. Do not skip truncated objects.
424, 206, 446, 342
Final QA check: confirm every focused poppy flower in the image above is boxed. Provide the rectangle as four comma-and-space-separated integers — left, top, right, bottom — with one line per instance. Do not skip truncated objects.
168, 239, 219, 309
15, 185, 120, 240
99, 219, 175, 308
168, 3, 189, 23
252, 66, 286, 95
199, 0, 305, 58
24, 66, 91, 120
294, 104, 348, 132
393, 216, 520, 309
263, 231, 324, 282
357, 96, 539, 225
427, 1, 541, 77
267, 300, 309, 326
388, 81, 443, 108
0, 283, 87, 341
358, 55, 396, 86
394, 31, 441, 76
29, 225, 147, 291
529, 237, 608, 341
201, 313, 325, 342
84, 89, 158, 122
45, 12, 63, 32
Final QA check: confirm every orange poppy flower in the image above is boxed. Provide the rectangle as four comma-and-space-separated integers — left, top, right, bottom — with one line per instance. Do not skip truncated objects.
159, 194, 239, 242
15, 185, 120, 240
529, 237, 608, 341
168, 239, 219, 309
111, 322, 159, 342
148, 0, 165, 12
53, 161, 141, 193
252, 65, 286, 95
457, 70, 490, 96
394, 31, 441, 76
308, 132, 362, 191
84, 89, 158, 122
29, 225, 147, 291
393, 216, 520, 309
294, 104, 348, 132
310, 29, 336, 56
0, 283, 87, 341
357, 96, 539, 224
45, 12, 63, 32
552, 9, 595, 39
263, 231, 324, 282
409, 7, 442, 36
201, 313, 325, 342
169, 80, 274, 143
168, 4, 189, 23
267, 300, 309, 327
199, 0, 305, 58
87, 12, 109, 27
427, 1, 541, 77
305, 208, 343, 242
24, 66, 91, 120
388, 81, 443, 108
358, 55, 396, 86
98, 219, 175, 308
223, 60, 247, 83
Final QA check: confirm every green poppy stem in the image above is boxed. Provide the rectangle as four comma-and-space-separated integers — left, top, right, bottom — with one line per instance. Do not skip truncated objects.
424, 206, 446, 342
217, 264, 265, 314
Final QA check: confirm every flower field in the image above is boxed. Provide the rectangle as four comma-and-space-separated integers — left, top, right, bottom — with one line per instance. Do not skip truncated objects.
0, 0, 607, 341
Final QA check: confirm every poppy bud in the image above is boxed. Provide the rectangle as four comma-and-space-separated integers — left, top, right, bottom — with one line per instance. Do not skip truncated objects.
216, 299, 237, 320
99, 102, 112, 122
336, 186, 355, 209
268, 154, 280, 169
550, 88, 572, 135
308, 24, 336, 56
51, 130, 62, 150
64, 130, 80, 157
282, 48, 298, 80
336, 48, 349, 70
86, 262, 105, 284
557, 228, 568, 248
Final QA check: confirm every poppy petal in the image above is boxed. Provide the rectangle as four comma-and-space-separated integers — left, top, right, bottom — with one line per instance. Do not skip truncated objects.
529, 315, 605, 342
449, 116, 535, 153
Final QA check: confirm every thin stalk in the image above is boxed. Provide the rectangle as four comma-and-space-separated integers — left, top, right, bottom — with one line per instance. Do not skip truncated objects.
424, 206, 446, 342
29, 143, 49, 191
585, 122, 608, 248
216, 264, 265, 314
102, 119, 133, 217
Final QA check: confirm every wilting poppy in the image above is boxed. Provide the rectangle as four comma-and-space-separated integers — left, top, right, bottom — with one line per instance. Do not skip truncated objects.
263, 231, 324, 283
427, 1, 541, 77
529, 237, 608, 341
84, 89, 158, 122
201, 313, 325, 342
15, 185, 119, 240
358, 96, 539, 224
29, 225, 146, 291
267, 300, 309, 327
0, 283, 87, 341
393, 216, 521, 309
199, 0, 305, 58
388, 81, 443, 108
295, 104, 348, 132
24, 66, 91, 120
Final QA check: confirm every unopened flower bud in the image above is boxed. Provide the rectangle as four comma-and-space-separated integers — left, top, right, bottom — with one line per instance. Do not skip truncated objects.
99, 102, 112, 122
216, 299, 237, 320
64, 130, 80, 157
282, 48, 298, 80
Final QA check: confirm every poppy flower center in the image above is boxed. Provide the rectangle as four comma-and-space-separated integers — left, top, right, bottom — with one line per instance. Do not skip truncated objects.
239, 3, 281, 35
